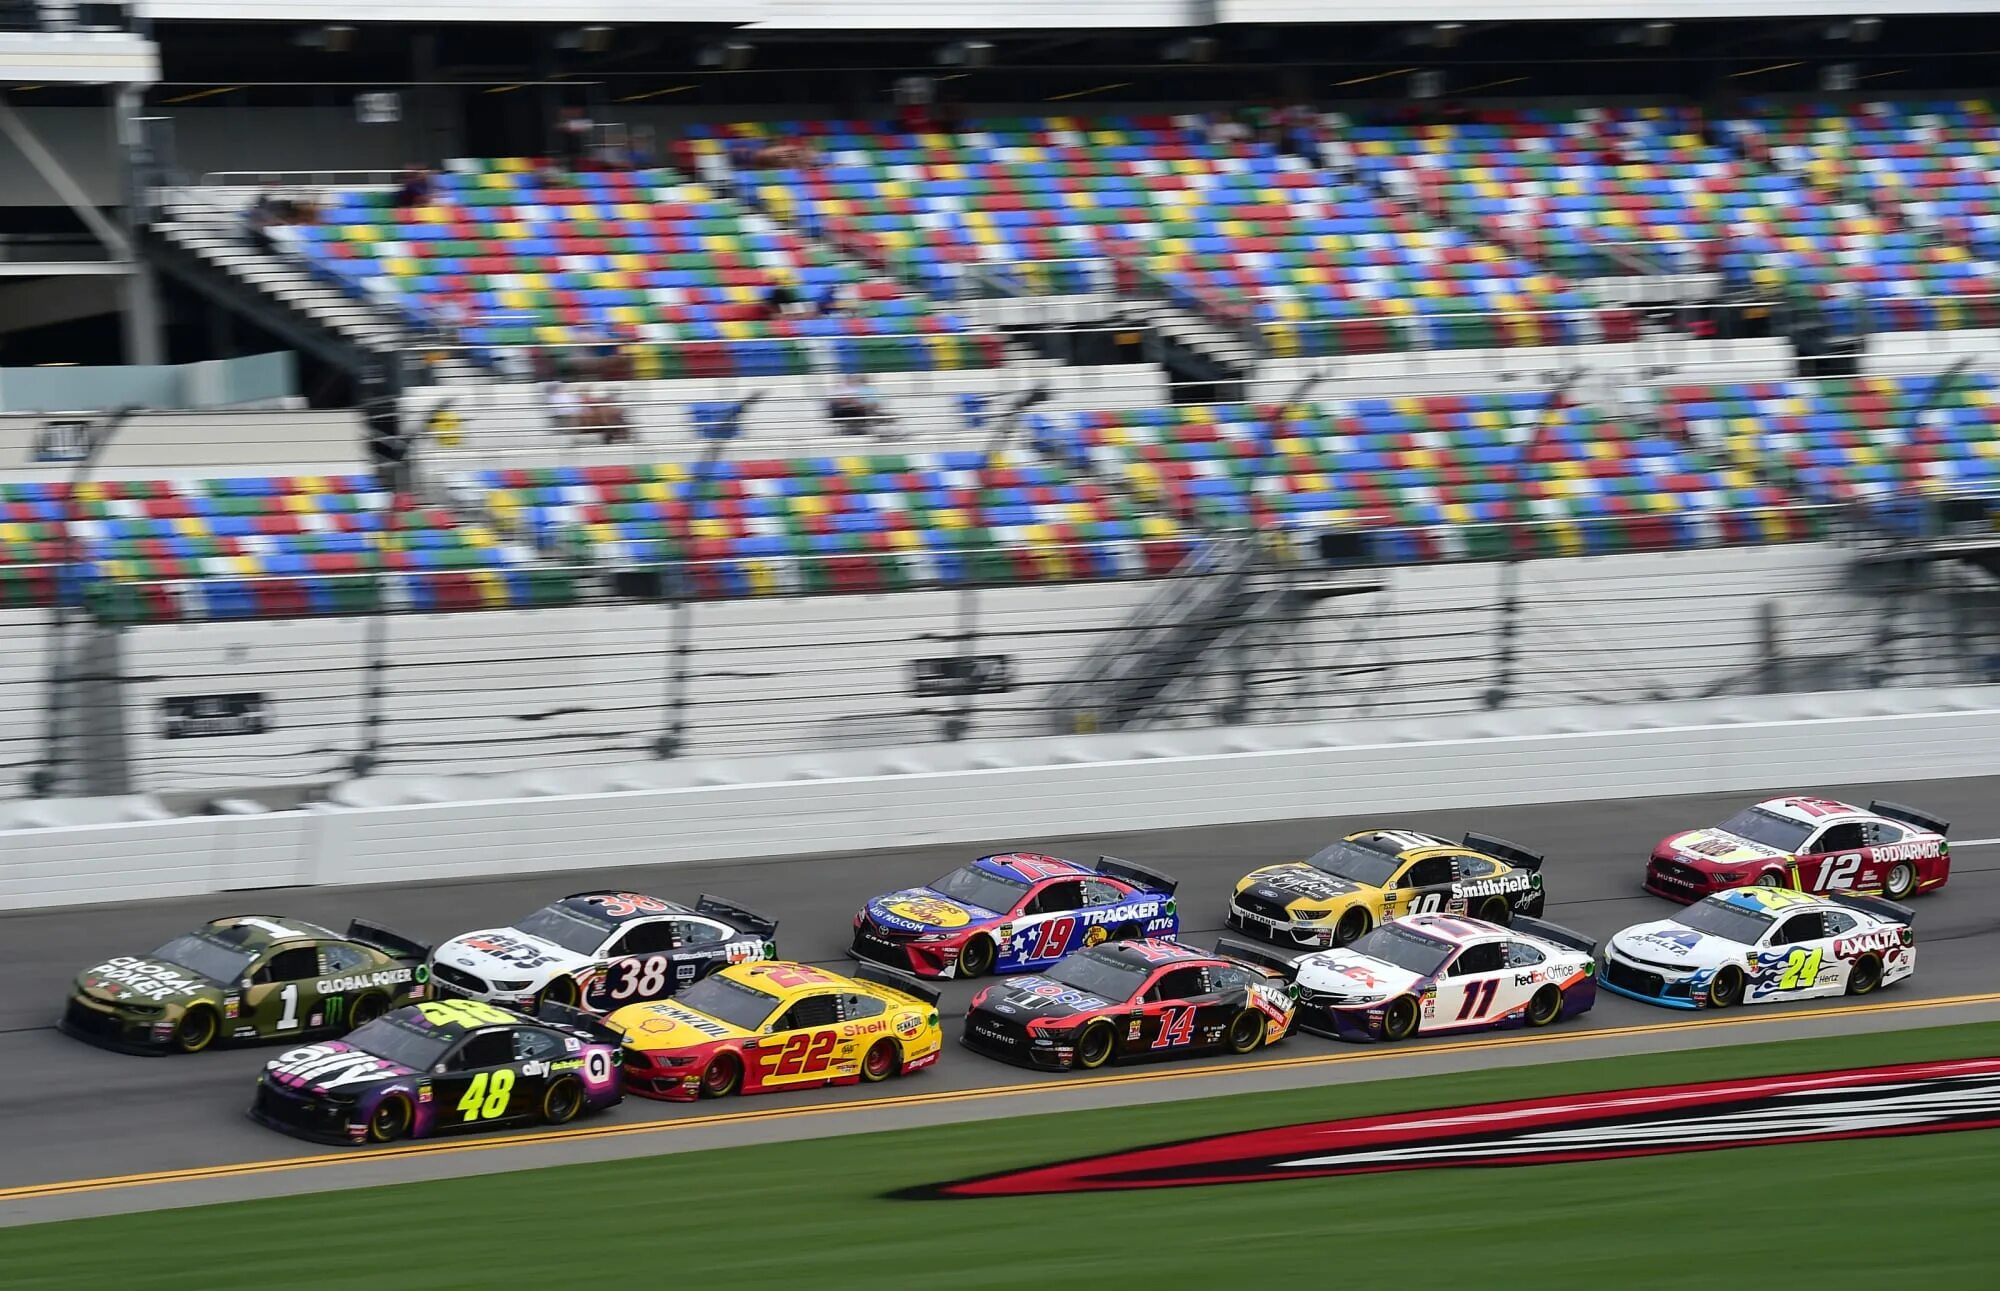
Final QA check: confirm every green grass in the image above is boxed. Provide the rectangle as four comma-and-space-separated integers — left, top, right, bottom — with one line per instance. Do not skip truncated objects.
7, 1023, 1999, 1289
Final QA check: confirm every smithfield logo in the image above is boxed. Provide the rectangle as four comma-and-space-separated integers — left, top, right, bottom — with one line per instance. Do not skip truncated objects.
904, 1057, 2000, 1198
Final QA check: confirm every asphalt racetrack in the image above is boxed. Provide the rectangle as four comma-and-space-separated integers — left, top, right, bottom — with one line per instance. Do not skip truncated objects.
3, 776, 1998, 1226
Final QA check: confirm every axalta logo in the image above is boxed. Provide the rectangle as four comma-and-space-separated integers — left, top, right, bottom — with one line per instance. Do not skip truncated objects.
903, 1057, 2000, 1198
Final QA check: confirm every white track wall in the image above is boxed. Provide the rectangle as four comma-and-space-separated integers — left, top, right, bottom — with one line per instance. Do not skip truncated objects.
6, 687, 2000, 910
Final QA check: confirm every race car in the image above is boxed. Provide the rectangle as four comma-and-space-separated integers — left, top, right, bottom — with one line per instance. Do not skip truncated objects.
850, 852, 1179, 979
429, 890, 777, 1012
1601, 886, 1915, 1010
1224, 914, 1598, 1042
250, 998, 623, 1144
1645, 795, 1950, 904
610, 960, 942, 1101
960, 938, 1295, 1071
61, 914, 430, 1055
1228, 828, 1546, 949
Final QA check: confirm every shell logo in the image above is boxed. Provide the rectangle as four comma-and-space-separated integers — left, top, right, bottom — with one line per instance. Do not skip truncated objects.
885, 896, 972, 929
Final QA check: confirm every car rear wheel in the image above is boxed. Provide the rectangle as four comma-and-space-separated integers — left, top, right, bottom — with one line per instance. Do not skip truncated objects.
1381, 996, 1421, 1041
1526, 985, 1563, 1027
1847, 954, 1884, 996
1075, 1020, 1117, 1070
1225, 1009, 1264, 1054
542, 1076, 586, 1124
860, 1039, 901, 1082
1475, 896, 1512, 926
1756, 871, 1789, 888
699, 1052, 743, 1098
366, 1095, 413, 1143
1705, 965, 1745, 1008
1333, 908, 1370, 947
173, 1006, 219, 1054
956, 935, 996, 979
349, 992, 388, 1029
1884, 863, 1917, 901
536, 976, 579, 1010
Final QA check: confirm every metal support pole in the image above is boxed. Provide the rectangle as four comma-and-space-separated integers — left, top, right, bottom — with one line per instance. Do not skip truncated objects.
112, 85, 164, 366
941, 586, 979, 742
654, 602, 692, 759
351, 607, 390, 777
1484, 560, 1522, 710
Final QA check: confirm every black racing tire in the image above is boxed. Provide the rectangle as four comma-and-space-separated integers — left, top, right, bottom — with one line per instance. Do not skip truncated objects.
1847, 954, 1884, 997
698, 1051, 743, 1099
366, 1094, 413, 1143
542, 1075, 586, 1125
1075, 1020, 1117, 1070
1884, 862, 1917, 902
860, 1039, 901, 1083
1526, 985, 1563, 1027
1333, 908, 1371, 947
1381, 995, 1422, 1041
536, 976, 580, 1010
348, 992, 389, 1029
955, 935, 997, 979
173, 1005, 219, 1054
1225, 1009, 1264, 1055
1475, 896, 1513, 926
1706, 965, 1746, 1009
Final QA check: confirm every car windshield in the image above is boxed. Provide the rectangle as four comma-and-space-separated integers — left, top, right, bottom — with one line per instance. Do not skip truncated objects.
1672, 900, 1779, 946
1348, 925, 1455, 977
1715, 808, 1813, 854
149, 934, 258, 984
1045, 949, 1150, 1002
1302, 839, 1402, 888
675, 975, 781, 1031
346, 1015, 457, 1071
512, 904, 614, 955
928, 865, 1030, 914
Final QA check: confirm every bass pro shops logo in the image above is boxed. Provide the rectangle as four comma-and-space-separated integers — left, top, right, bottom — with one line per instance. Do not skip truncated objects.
906, 1057, 2000, 1198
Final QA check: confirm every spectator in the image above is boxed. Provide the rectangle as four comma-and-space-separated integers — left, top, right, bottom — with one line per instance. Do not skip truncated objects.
1207, 111, 1251, 145
827, 373, 890, 436
391, 164, 434, 210
761, 277, 805, 320
554, 106, 594, 171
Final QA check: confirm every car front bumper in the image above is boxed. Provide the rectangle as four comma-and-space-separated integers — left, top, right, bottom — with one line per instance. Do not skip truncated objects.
1599, 954, 1703, 1009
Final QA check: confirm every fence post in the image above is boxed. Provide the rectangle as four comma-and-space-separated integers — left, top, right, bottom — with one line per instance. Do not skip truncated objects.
351, 606, 389, 777
654, 600, 692, 759
1484, 559, 1522, 710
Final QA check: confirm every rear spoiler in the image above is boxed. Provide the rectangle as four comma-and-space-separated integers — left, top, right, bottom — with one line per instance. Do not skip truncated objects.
1214, 938, 1303, 982
1511, 916, 1598, 957
1094, 855, 1179, 896
695, 893, 779, 939
855, 963, 942, 1008
346, 919, 430, 963
535, 998, 626, 1046
1869, 800, 1950, 836
1464, 833, 1544, 873
1829, 893, 1916, 927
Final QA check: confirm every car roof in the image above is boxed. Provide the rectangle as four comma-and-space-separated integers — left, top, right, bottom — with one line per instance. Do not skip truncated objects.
718, 960, 854, 1000
384, 999, 523, 1039
1342, 828, 1457, 859
1094, 938, 1213, 967
1752, 796, 1867, 825
1713, 886, 1825, 915
1394, 913, 1506, 945
971, 852, 1092, 881
202, 915, 340, 948
556, 891, 693, 922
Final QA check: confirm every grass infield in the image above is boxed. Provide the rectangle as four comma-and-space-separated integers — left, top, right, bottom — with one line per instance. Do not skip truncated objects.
6, 1022, 1997, 1289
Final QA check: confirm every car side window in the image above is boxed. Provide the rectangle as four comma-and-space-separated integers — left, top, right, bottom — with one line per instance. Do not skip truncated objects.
774, 994, 840, 1031
1447, 942, 1505, 976
1208, 965, 1251, 991
1865, 821, 1906, 846
676, 919, 726, 947
608, 921, 677, 956
1504, 942, 1546, 968
1144, 967, 1207, 1002
1770, 913, 1824, 946
1025, 880, 1086, 915
1402, 856, 1455, 888
321, 943, 368, 974
252, 946, 321, 985
839, 993, 886, 1021
1820, 911, 1859, 936
513, 1028, 566, 1062
1079, 878, 1126, 906
449, 1030, 515, 1071
1813, 823, 1868, 852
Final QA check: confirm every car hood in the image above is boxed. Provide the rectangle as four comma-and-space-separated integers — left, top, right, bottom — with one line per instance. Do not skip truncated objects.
434, 928, 594, 984
864, 887, 1004, 935
1610, 919, 1741, 968
1237, 863, 1364, 904
1662, 828, 1789, 866
265, 1041, 418, 1095
610, 999, 753, 1051
74, 956, 218, 1008
1294, 950, 1422, 1000
976, 976, 1118, 1020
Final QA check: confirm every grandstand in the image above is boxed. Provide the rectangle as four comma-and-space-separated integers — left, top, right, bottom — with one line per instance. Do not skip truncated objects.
3, 11, 1999, 801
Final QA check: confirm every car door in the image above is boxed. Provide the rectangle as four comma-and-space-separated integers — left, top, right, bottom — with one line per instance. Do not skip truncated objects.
1012, 879, 1090, 965
242, 945, 327, 1037
1428, 939, 1509, 1030
1758, 911, 1833, 1000
1132, 966, 1210, 1055
588, 919, 686, 1010
1797, 822, 1871, 893
315, 942, 375, 1032
430, 1027, 535, 1130
679, 915, 770, 973
752, 991, 844, 1089
1387, 855, 1460, 918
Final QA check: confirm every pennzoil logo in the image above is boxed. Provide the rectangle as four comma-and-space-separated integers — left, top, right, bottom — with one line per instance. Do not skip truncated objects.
904, 1057, 2000, 1198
